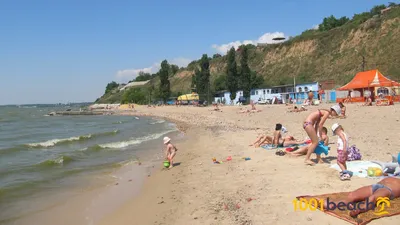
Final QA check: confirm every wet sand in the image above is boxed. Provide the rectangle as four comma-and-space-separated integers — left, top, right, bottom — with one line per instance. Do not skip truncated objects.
99, 103, 400, 225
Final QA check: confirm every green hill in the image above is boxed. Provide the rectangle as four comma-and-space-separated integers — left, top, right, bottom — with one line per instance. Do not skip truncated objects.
97, 4, 400, 104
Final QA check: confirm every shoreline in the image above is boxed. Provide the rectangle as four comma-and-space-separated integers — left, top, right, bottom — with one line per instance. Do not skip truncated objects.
98, 104, 400, 225
4, 115, 182, 225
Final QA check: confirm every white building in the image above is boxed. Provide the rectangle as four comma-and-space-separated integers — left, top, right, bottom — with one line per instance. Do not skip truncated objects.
119, 80, 150, 91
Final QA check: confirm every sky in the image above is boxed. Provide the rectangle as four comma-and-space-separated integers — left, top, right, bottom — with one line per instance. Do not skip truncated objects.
0, 0, 392, 105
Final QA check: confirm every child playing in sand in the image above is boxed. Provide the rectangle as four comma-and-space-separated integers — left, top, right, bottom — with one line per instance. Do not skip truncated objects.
332, 123, 352, 180
303, 106, 341, 165
289, 127, 329, 164
163, 136, 177, 169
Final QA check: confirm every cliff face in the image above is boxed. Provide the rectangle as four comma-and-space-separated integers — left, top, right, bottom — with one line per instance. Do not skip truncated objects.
170, 8, 400, 94
98, 7, 400, 103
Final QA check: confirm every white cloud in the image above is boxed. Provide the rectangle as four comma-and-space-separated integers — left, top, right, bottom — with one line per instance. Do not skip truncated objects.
311, 24, 319, 30
169, 57, 192, 68
211, 32, 286, 54
115, 57, 191, 83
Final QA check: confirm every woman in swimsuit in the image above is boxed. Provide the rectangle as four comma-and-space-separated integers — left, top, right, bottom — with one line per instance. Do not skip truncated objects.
322, 177, 400, 217
303, 106, 340, 165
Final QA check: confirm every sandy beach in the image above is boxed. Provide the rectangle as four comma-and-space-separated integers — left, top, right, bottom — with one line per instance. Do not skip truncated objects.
99, 103, 400, 225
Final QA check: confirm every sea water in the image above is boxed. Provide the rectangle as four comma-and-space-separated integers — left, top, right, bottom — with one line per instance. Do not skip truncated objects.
0, 105, 178, 224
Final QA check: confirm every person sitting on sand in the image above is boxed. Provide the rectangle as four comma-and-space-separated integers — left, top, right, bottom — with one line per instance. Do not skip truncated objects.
302, 106, 341, 165
363, 96, 372, 106
163, 136, 178, 169
211, 104, 222, 112
273, 124, 305, 148
344, 94, 351, 104
249, 134, 273, 147
249, 125, 304, 148
338, 102, 346, 118
322, 177, 400, 217
289, 127, 329, 164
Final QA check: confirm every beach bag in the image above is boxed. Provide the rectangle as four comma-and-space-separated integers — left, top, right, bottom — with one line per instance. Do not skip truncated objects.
347, 145, 362, 161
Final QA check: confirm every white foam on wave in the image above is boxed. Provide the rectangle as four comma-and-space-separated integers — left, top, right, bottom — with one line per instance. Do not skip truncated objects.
98, 130, 173, 149
27, 135, 92, 148
149, 119, 165, 125
26, 130, 119, 148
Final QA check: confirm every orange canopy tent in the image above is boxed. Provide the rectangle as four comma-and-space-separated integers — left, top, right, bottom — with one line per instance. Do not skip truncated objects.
337, 69, 400, 90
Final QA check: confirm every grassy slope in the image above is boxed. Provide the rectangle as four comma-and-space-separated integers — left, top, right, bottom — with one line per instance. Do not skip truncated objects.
98, 8, 400, 103
171, 8, 400, 93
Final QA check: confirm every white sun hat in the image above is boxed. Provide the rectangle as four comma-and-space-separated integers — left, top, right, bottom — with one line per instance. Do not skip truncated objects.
330, 104, 342, 116
331, 123, 340, 135
163, 136, 171, 144
281, 126, 288, 133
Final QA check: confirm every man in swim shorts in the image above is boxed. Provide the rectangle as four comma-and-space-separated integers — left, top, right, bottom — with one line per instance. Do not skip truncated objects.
323, 177, 400, 217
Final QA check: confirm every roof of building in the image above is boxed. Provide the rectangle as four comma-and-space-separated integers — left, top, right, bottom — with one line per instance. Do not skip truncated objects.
120, 80, 150, 90
337, 69, 400, 90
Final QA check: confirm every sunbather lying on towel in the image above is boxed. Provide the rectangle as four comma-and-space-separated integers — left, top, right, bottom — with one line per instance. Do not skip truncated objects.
238, 101, 262, 113
249, 124, 305, 147
288, 105, 307, 113
322, 177, 400, 217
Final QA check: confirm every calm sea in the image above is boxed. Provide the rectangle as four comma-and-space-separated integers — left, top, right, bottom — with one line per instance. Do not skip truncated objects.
0, 106, 178, 224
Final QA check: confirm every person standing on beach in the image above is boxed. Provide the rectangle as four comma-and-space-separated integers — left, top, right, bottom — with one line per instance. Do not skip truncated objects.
163, 137, 177, 169
303, 106, 340, 165
332, 123, 352, 180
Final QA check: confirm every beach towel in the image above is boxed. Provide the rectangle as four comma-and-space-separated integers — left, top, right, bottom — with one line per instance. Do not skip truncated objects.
261, 143, 306, 150
330, 161, 382, 178
296, 192, 400, 225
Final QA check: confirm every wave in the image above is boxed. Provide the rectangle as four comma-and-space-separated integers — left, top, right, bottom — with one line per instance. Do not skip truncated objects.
149, 119, 165, 125
37, 155, 74, 167
26, 135, 92, 148
25, 130, 119, 148
0, 146, 23, 156
95, 130, 174, 149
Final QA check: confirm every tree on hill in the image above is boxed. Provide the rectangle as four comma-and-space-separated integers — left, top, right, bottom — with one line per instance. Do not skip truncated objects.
191, 72, 197, 91
158, 60, 171, 103
250, 71, 264, 89
213, 53, 222, 59
196, 54, 211, 102
370, 4, 387, 16
105, 81, 119, 94
226, 47, 239, 103
194, 67, 201, 93
319, 15, 349, 31
214, 75, 227, 92
121, 88, 146, 104
134, 71, 152, 82
169, 64, 179, 77
240, 45, 251, 103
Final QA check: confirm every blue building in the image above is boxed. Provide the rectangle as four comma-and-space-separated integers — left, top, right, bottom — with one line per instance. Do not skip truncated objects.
288, 82, 320, 103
